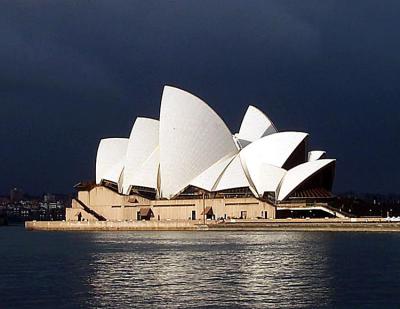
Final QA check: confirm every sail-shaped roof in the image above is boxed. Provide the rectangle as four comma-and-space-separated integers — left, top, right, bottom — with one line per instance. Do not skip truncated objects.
308, 150, 326, 161
240, 132, 308, 169
277, 159, 336, 201
190, 154, 236, 191
159, 86, 238, 199
237, 105, 277, 142
214, 155, 253, 192
126, 146, 160, 191
92, 85, 336, 202
241, 156, 286, 197
122, 117, 159, 194
96, 138, 128, 185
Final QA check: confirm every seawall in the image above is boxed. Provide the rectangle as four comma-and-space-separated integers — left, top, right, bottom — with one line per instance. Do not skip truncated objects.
25, 220, 197, 231
25, 218, 400, 232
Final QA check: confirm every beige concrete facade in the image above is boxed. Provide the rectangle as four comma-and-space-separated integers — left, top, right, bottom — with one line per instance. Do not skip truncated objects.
66, 185, 276, 222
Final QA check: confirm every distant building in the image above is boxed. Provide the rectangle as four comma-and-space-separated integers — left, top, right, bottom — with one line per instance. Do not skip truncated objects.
43, 193, 56, 203
10, 188, 23, 203
67, 86, 337, 222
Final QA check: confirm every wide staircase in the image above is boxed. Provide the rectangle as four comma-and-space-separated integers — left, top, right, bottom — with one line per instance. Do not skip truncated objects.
277, 202, 355, 219
74, 198, 107, 221
322, 204, 356, 218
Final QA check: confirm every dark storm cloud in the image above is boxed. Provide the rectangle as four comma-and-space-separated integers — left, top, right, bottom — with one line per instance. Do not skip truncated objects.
0, 0, 399, 194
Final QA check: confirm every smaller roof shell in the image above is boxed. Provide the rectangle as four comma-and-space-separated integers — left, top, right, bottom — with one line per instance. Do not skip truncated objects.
308, 150, 326, 162
213, 155, 253, 192
241, 160, 286, 197
237, 105, 277, 142
96, 138, 129, 184
277, 159, 336, 201
127, 146, 160, 191
103, 160, 125, 192
122, 117, 159, 194
240, 132, 308, 169
190, 154, 236, 191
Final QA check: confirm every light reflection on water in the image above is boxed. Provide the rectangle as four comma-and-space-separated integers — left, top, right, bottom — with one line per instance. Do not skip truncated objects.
1, 227, 400, 308
86, 232, 333, 308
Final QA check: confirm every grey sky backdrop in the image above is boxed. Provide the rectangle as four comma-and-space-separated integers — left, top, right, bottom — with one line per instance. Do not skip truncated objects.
1, 1, 399, 195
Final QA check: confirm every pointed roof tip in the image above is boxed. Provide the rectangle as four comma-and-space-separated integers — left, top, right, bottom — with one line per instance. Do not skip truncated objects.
135, 116, 159, 121
163, 84, 177, 89
128, 117, 160, 138
160, 84, 234, 135
162, 84, 176, 93
131, 116, 160, 127
238, 104, 278, 142
243, 105, 265, 119
269, 131, 309, 138
247, 105, 262, 112
244, 104, 269, 116
98, 137, 129, 143
162, 85, 194, 97
249, 104, 278, 132
285, 131, 309, 136
161, 85, 204, 102
308, 150, 327, 161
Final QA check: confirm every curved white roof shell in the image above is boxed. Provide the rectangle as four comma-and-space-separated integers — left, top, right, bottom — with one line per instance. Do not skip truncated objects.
190, 154, 236, 191
96, 138, 129, 185
103, 160, 125, 192
122, 117, 159, 194
92, 85, 336, 201
277, 159, 336, 201
214, 155, 253, 192
127, 146, 160, 191
159, 86, 238, 199
237, 105, 277, 142
308, 150, 326, 162
257, 164, 286, 195
240, 132, 308, 169
241, 158, 286, 197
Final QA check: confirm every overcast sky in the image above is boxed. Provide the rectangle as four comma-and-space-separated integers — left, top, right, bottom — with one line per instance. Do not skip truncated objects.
1, 0, 399, 195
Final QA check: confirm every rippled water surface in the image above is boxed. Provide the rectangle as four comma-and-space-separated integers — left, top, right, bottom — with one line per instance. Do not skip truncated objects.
1, 226, 400, 308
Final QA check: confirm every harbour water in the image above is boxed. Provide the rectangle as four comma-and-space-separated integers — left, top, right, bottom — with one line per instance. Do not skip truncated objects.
1, 226, 400, 308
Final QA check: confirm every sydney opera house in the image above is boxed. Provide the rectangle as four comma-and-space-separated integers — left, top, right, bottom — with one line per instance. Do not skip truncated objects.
66, 86, 337, 222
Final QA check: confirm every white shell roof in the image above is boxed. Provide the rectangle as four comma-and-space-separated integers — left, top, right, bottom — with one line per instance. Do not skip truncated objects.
190, 154, 236, 191
237, 105, 277, 142
122, 117, 159, 194
308, 150, 326, 162
96, 138, 128, 184
240, 131, 308, 169
126, 146, 160, 191
93, 86, 336, 200
103, 160, 125, 192
277, 159, 336, 201
241, 155, 286, 196
257, 164, 286, 195
159, 86, 238, 199
214, 155, 253, 191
